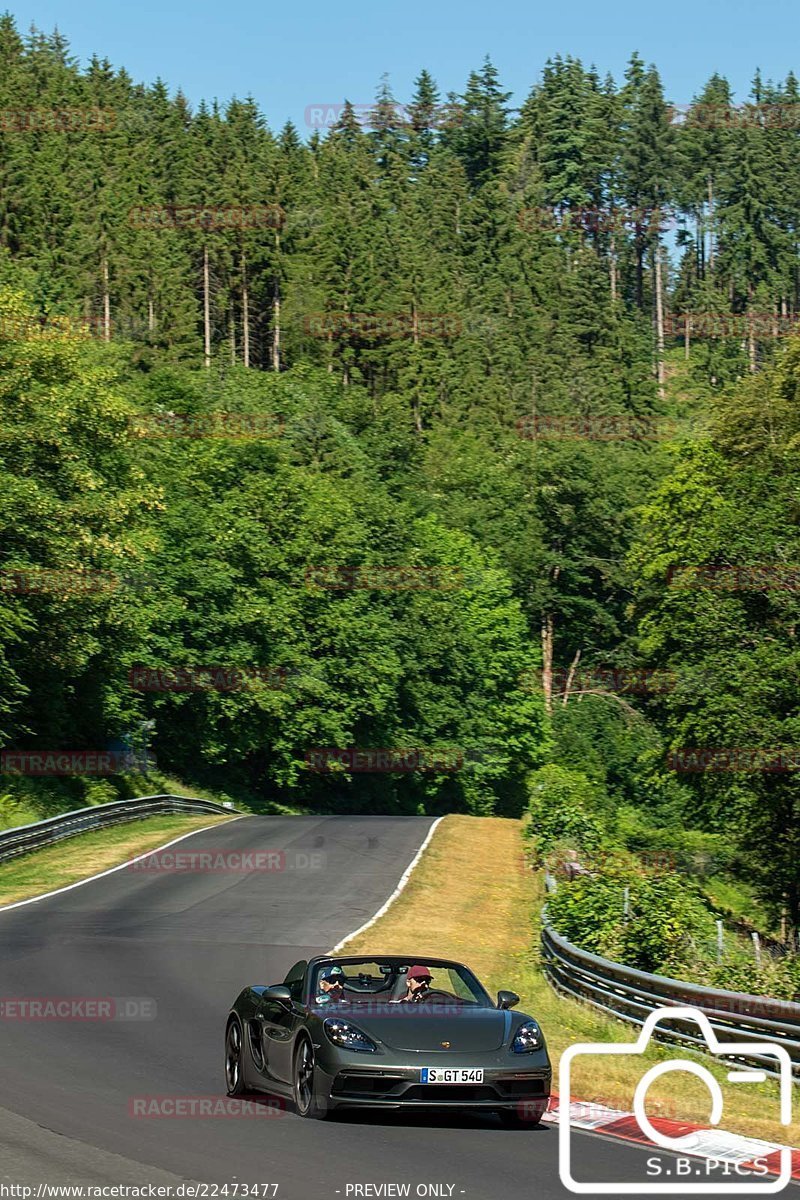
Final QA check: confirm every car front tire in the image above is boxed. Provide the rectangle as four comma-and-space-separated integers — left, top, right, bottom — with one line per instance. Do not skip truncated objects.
225, 1016, 247, 1096
293, 1036, 329, 1119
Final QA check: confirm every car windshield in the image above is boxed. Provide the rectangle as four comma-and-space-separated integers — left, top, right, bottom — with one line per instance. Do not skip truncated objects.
310, 958, 492, 1007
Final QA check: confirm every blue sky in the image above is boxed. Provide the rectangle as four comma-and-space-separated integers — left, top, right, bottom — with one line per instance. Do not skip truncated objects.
7, 0, 800, 135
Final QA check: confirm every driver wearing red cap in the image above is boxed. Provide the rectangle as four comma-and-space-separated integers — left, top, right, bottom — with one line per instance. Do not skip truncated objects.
399, 964, 434, 1002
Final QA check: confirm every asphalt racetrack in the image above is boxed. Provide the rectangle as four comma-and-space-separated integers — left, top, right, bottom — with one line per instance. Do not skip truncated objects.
0, 816, 793, 1200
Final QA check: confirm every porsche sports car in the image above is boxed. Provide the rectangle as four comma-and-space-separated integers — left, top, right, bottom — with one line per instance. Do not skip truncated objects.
225, 955, 551, 1125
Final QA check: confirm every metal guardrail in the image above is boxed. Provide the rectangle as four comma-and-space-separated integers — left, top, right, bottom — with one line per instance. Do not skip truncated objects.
0, 794, 238, 864
542, 920, 800, 1079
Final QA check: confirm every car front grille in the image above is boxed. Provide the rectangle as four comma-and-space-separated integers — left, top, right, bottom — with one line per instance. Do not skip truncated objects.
400, 1084, 498, 1103
331, 1071, 551, 1104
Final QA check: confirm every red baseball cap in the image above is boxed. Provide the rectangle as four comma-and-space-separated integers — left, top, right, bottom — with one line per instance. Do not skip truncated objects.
407, 964, 433, 980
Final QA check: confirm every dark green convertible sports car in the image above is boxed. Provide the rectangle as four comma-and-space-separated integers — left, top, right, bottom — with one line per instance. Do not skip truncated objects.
225, 955, 551, 1125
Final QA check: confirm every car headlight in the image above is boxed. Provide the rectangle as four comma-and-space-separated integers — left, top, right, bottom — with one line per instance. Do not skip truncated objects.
512, 1021, 544, 1053
323, 1018, 377, 1053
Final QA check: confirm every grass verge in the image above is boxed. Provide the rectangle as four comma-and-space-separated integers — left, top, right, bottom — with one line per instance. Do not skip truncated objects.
339, 814, 798, 1146
0, 813, 233, 906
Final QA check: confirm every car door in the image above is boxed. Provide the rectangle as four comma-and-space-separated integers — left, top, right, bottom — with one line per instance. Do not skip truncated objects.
262, 961, 307, 1085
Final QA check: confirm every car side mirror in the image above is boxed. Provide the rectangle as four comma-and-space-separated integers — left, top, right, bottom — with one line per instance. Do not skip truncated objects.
497, 989, 520, 1010
264, 985, 292, 1005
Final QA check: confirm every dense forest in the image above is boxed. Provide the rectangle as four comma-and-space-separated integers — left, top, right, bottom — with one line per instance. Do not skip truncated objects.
0, 16, 799, 947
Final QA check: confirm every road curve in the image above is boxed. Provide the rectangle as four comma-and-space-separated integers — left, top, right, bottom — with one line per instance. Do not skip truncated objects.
0, 815, 787, 1200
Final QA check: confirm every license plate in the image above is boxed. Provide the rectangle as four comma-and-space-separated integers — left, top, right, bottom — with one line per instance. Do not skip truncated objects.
420, 1068, 484, 1083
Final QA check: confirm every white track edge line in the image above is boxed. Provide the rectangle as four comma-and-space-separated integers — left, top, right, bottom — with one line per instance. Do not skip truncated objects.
0, 815, 245, 914
330, 815, 443, 953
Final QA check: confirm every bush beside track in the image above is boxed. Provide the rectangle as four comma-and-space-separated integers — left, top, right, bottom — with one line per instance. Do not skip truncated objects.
527, 763, 800, 998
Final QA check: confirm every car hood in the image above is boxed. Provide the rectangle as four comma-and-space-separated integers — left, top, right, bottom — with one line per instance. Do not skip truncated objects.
340, 1006, 512, 1053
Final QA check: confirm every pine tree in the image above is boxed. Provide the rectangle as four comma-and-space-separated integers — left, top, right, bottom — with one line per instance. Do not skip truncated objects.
620, 58, 675, 311
443, 57, 512, 187
407, 69, 441, 171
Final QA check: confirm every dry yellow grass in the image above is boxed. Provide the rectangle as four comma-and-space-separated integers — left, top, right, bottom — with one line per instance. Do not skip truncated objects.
340, 814, 798, 1147
0, 813, 233, 906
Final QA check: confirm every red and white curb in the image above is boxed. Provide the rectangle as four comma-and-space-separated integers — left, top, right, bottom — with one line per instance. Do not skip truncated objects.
542, 1095, 800, 1181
